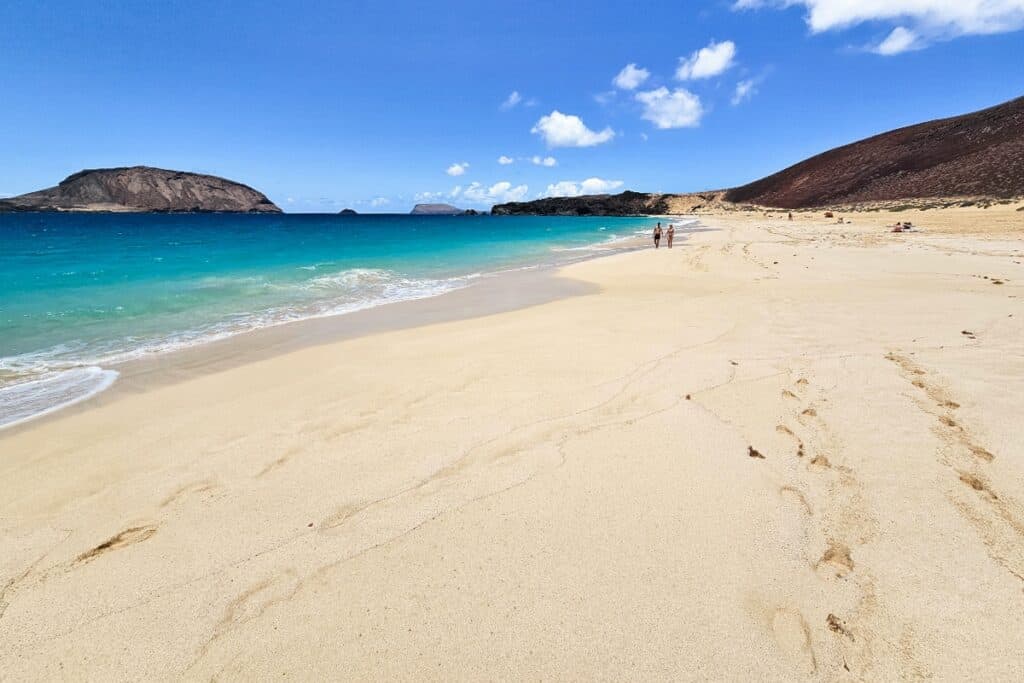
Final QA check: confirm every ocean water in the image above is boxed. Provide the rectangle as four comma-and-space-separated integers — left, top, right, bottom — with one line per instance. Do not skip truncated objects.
1, 212, 673, 428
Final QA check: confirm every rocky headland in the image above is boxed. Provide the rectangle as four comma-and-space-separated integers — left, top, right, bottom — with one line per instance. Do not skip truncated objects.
0, 166, 281, 213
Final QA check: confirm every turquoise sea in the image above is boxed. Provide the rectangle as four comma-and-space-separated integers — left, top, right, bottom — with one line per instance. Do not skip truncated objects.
0, 213, 673, 428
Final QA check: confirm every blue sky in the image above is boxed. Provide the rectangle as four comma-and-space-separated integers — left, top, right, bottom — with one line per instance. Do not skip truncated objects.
2, 0, 1022, 212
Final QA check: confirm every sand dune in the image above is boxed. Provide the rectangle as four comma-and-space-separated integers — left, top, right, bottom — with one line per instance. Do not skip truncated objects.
1, 206, 1022, 679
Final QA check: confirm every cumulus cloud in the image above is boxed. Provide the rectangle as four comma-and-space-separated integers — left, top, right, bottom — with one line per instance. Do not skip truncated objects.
462, 181, 529, 204
500, 91, 522, 110
498, 155, 514, 165
676, 40, 737, 79
613, 63, 650, 90
446, 162, 469, 176
543, 177, 624, 198
531, 110, 615, 147
449, 185, 462, 198
369, 197, 390, 207
731, 79, 758, 105
733, 0, 1024, 52
873, 26, 922, 54
531, 155, 558, 167
635, 87, 704, 128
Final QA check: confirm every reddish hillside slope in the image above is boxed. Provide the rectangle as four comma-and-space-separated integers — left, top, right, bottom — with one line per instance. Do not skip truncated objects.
725, 96, 1024, 208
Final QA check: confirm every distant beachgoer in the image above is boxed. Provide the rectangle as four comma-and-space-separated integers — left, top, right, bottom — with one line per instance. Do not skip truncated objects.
788, 212, 793, 221
653, 223, 662, 248
666, 224, 675, 248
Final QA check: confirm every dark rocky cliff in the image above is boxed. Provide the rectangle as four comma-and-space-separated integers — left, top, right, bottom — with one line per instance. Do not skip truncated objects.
0, 166, 282, 213
492, 191, 668, 216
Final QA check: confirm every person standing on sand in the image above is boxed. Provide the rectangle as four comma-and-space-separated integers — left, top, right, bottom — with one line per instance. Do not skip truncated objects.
666, 224, 675, 248
653, 223, 662, 248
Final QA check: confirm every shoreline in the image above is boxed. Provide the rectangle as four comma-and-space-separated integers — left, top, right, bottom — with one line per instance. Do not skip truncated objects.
0, 231, 658, 435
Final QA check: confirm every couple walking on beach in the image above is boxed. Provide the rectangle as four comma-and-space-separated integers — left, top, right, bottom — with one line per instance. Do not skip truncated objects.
653, 222, 675, 249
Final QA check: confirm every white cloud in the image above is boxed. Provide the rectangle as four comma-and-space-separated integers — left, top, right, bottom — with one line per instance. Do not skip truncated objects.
733, 0, 1024, 52
500, 91, 522, 110
446, 162, 469, 176
531, 155, 558, 167
497, 155, 514, 165
449, 185, 462, 198
544, 181, 582, 198
462, 181, 529, 204
731, 79, 758, 105
635, 87, 704, 129
543, 177, 624, 198
594, 90, 617, 105
676, 40, 737, 79
613, 63, 650, 90
873, 26, 921, 54
531, 110, 615, 147
370, 197, 390, 207
414, 191, 444, 201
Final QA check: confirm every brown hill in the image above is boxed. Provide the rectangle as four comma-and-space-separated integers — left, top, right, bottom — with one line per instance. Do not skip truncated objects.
0, 166, 281, 213
725, 96, 1024, 209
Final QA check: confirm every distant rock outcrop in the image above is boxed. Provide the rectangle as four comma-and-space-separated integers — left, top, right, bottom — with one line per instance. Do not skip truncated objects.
492, 191, 669, 216
410, 203, 464, 215
339, 208, 358, 215
0, 166, 281, 213
725, 95, 1024, 208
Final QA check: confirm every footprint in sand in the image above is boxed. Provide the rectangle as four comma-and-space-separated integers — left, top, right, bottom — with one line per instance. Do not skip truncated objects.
815, 541, 854, 578
190, 570, 301, 670
959, 472, 998, 500
771, 608, 817, 673
320, 502, 370, 531
256, 444, 303, 478
969, 445, 995, 462
826, 613, 855, 641
780, 486, 813, 515
73, 525, 158, 566
776, 425, 805, 457
808, 453, 831, 471
160, 479, 218, 507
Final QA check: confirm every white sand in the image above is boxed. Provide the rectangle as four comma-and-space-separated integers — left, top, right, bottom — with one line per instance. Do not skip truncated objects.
2, 206, 1022, 679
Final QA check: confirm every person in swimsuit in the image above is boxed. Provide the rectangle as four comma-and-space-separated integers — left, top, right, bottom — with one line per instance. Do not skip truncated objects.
653, 223, 662, 248
666, 224, 675, 248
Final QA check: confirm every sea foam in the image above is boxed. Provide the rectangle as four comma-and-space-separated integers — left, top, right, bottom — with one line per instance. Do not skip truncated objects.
0, 367, 118, 430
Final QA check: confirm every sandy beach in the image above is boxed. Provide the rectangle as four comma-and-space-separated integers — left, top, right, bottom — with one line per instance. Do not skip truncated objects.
2, 205, 1023, 679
